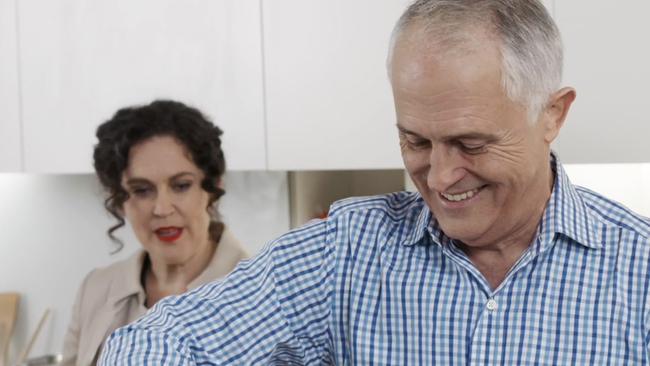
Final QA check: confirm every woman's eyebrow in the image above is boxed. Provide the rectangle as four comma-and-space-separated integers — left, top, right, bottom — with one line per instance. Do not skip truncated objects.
169, 172, 196, 180
124, 177, 152, 186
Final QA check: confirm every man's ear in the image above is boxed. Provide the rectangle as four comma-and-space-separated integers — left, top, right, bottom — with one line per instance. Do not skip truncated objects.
541, 87, 576, 144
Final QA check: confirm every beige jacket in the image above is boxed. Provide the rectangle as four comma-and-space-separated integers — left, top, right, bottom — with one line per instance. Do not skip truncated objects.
61, 229, 248, 366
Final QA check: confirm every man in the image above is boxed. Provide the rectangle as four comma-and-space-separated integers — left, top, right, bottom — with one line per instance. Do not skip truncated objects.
101, 0, 650, 364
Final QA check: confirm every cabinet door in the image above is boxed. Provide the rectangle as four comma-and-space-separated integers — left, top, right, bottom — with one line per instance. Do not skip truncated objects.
553, 1, 650, 163
19, 0, 266, 173
0, 0, 22, 172
263, 0, 410, 170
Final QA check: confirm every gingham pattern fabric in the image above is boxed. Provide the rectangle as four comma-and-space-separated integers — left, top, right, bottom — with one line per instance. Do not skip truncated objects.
100, 159, 650, 365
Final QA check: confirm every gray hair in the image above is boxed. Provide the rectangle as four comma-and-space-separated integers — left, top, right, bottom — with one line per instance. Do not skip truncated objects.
388, 0, 563, 122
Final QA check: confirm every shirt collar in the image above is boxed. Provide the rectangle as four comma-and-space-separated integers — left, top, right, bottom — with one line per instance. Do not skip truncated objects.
540, 153, 601, 249
401, 198, 433, 246
402, 152, 601, 250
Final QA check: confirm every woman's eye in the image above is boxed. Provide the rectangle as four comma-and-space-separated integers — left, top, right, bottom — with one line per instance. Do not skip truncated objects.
131, 187, 152, 197
172, 182, 192, 192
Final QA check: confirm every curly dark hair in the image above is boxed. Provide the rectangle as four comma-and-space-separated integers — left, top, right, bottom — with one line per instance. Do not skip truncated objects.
93, 100, 226, 252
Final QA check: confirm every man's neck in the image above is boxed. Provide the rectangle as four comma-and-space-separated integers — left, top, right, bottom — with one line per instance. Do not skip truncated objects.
459, 165, 556, 290
460, 228, 537, 290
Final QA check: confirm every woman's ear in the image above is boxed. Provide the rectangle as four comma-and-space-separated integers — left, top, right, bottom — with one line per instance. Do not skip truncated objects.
117, 204, 125, 217
542, 87, 576, 144
207, 179, 223, 210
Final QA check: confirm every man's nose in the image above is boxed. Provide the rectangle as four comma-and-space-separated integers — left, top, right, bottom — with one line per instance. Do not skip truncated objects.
427, 146, 466, 192
153, 190, 175, 217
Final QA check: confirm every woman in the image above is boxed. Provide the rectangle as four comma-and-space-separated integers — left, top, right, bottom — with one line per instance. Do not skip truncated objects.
61, 100, 248, 365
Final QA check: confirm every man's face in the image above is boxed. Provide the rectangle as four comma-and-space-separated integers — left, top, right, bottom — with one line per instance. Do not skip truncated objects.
391, 30, 555, 249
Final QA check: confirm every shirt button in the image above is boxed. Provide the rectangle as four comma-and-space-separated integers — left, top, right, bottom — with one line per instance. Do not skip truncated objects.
486, 299, 497, 311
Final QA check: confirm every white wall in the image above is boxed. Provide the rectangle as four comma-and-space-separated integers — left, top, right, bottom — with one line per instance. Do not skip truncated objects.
563, 163, 650, 217
0, 172, 289, 361
553, 1, 650, 164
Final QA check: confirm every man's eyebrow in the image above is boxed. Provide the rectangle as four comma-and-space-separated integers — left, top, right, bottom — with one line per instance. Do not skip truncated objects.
442, 132, 497, 142
396, 125, 421, 136
397, 124, 497, 141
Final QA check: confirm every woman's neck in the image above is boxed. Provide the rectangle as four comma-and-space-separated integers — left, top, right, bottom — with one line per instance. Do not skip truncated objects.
143, 241, 216, 308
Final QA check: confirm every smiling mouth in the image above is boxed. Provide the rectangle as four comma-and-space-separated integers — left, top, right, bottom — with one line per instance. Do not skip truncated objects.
440, 186, 484, 202
155, 227, 183, 242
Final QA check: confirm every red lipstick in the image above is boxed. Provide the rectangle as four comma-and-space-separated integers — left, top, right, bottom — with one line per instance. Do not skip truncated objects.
155, 227, 183, 242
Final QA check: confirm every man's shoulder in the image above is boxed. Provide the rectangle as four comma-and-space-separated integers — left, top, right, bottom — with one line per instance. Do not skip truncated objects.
328, 191, 425, 221
576, 185, 650, 240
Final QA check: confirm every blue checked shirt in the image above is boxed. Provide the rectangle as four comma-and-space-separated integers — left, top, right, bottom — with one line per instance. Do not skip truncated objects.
101, 160, 650, 365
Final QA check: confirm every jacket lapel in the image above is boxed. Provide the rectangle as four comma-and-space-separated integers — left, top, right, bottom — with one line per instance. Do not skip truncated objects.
79, 251, 145, 364
77, 300, 128, 365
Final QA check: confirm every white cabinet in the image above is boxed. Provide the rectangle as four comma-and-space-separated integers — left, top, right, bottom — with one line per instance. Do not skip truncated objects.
18, 0, 266, 173
262, 0, 410, 170
553, 1, 650, 163
0, 0, 22, 172
12, 0, 646, 173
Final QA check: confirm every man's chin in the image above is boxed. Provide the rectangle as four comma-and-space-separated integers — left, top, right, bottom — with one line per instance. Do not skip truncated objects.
437, 221, 487, 245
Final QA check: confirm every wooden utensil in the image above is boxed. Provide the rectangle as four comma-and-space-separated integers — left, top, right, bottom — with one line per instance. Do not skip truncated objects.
0, 293, 20, 366
16, 309, 50, 366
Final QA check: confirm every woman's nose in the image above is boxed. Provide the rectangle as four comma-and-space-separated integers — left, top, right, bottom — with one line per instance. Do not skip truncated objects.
153, 191, 175, 217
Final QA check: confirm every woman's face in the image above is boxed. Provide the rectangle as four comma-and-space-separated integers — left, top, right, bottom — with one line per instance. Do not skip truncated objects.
120, 135, 214, 266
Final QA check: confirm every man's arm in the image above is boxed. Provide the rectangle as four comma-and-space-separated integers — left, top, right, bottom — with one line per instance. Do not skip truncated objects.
645, 252, 650, 360
99, 219, 336, 365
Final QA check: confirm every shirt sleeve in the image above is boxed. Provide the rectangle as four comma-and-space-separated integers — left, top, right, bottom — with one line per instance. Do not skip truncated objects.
645, 255, 650, 358
99, 219, 336, 365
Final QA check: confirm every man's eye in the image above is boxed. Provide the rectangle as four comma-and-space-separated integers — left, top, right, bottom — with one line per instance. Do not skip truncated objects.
406, 139, 430, 149
459, 142, 486, 154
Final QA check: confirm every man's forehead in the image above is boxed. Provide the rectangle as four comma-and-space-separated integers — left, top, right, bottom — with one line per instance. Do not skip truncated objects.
393, 21, 499, 62
391, 35, 502, 92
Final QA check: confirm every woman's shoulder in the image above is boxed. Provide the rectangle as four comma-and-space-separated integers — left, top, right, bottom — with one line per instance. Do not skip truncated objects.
75, 250, 146, 312
217, 228, 249, 260
83, 250, 145, 288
